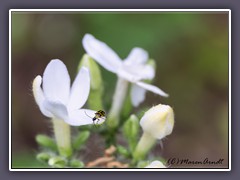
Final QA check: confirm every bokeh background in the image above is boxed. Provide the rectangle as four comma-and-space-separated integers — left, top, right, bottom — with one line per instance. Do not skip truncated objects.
11, 11, 229, 168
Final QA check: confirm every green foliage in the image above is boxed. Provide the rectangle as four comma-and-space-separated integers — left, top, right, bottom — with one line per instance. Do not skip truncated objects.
116, 145, 130, 158
73, 131, 91, 150
35, 134, 57, 151
69, 159, 84, 168
48, 156, 67, 168
123, 114, 140, 152
36, 152, 51, 163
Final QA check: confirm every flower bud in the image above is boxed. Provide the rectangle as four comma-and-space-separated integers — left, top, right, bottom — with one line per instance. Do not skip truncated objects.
140, 104, 174, 139
123, 114, 140, 152
133, 104, 174, 161
78, 54, 103, 110
145, 160, 166, 168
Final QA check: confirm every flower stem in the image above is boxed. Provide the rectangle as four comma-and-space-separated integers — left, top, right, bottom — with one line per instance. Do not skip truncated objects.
133, 132, 156, 162
52, 118, 72, 157
107, 77, 129, 129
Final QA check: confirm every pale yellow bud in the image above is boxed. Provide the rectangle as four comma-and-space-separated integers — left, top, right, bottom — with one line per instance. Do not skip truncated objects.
140, 104, 174, 139
145, 160, 167, 168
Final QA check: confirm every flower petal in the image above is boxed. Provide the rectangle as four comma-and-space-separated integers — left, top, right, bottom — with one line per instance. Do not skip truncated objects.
135, 81, 169, 97
145, 160, 166, 168
32, 75, 53, 117
130, 84, 147, 107
43, 59, 70, 105
124, 47, 148, 65
66, 109, 96, 126
122, 64, 155, 80
117, 67, 142, 83
82, 34, 122, 73
67, 67, 90, 111
43, 100, 68, 120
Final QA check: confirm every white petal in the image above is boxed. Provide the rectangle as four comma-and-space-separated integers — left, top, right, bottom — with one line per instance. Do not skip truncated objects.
130, 84, 147, 107
122, 64, 155, 80
67, 67, 90, 111
66, 109, 96, 126
32, 76, 53, 117
82, 34, 122, 73
43, 59, 70, 105
145, 161, 166, 168
136, 81, 169, 97
43, 100, 68, 120
124, 47, 148, 65
117, 66, 142, 83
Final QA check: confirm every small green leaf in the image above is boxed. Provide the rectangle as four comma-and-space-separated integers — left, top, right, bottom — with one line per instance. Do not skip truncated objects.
73, 131, 90, 150
116, 145, 130, 158
35, 134, 57, 151
48, 156, 67, 168
36, 152, 51, 163
69, 159, 84, 168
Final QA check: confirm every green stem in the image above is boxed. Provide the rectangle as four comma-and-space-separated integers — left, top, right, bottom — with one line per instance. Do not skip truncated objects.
107, 77, 129, 129
52, 118, 72, 157
133, 132, 156, 162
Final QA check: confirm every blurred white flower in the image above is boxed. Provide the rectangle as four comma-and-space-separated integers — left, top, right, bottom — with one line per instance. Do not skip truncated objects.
82, 34, 168, 107
145, 160, 166, 168
140, 104, 174, 139
32, 59, 96, 126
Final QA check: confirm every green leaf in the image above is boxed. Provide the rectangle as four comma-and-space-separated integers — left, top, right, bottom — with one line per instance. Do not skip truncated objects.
36, 152, 51, 163
116, 145, 130, 158
35, 134, 57, 151
69, 159, 84, 168
73, 131, 90, 150
48, 156, 67, 168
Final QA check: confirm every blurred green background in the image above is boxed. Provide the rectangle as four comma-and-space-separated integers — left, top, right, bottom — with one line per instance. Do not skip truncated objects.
11, 11, 229, 168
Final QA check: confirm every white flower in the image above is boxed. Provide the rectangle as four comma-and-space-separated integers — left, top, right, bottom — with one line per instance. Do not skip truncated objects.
32, 59, 96, 126
145, 160, 167, 168
140, 104, 174, 139
82, 34, 168, 107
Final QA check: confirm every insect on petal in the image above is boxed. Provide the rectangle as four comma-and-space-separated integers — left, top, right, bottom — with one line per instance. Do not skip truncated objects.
66, 109, 97, 126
